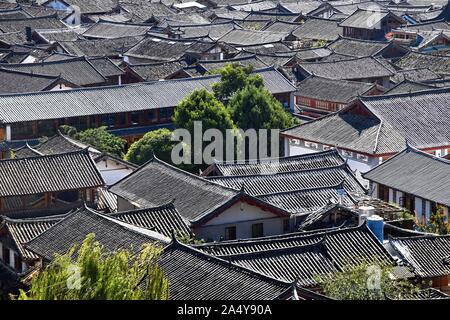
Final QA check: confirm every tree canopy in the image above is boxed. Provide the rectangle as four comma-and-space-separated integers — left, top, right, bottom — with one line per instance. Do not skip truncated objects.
417, 205, 450, 235
17, 234, 169, 300
124, 128, 175, 166
319, 262, 420, 300
228, 84, 298, 130
173, 88, 235, 134
211, 63, 263, 101
60, 125, 126, 158
173, 88, 236, 171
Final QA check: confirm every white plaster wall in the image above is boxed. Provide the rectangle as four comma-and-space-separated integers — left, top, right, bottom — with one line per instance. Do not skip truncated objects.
203, 201, 278, 226
96, 159, 135, 185
196, 217, 285, 242
288, 144, 319, 155
346, 158, 375, 174
49, 83, 75, 91
197, 201, 286, 241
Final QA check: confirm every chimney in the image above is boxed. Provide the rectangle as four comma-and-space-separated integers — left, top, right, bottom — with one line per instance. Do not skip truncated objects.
25, 26, 33, 43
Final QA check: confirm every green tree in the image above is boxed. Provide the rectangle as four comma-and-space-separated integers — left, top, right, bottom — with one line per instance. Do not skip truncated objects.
319, 262, 420, 300
59, 124, 77, 137
228, 84, 298, 130
173, 88, 236, 171
416, 205, 449, 235
74, 126, 126, 158
16, 234, 169, 300
124, 128, 175, 166
176, 231, 205, 245
211, 63, 263, 101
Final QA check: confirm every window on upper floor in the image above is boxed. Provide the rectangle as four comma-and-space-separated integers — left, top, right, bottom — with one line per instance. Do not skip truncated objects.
224, 226, 236, 241
251, 223, 264, 238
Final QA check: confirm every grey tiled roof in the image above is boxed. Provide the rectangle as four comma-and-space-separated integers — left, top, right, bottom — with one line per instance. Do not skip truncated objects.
195, 223, 395, 269
360, 88, 450, 149
363, 146, 450, 207
197, 54, 268, 73
327, 36, 391, 57
0, 67, 294, 124
82, 21, 152, 39
25, 206, 169, 261
109, 157, 238, 220
173, 21, 237, 40
0, 57, 107, 86
59, 36, 144, 57
282, 109, 406, 155
125, 37, 199, 61
126, 60, 186, 81
61, 0, 116, 14
339, 9, 395, 29
390, 234, 450, 278
0, 149, 104, 197
0, 31, 27, 46
292, 17, 342, 41
395, 51, 450, 75
207, 164, 365, 196
219, 29, 288, 46
111, 202, 190, 238
0, 14, 67, 34
157, 239, 292, 300
13, 132, 101, 159
226, 239, 338, 287
383, 79, 435, 95
33, 27, 85, 43
0, 68, 61, 94
298, 56, 394, 80
0, 214, 64, 260
118, 1, 177, 22
207, 149, 345, 176
391, 68, 440, 84
296, 75, 375, 103
258, 185, 357, 215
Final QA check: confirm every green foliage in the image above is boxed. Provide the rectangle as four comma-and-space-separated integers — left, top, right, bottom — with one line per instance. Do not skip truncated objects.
38, 136, 49, 144
124, 129, 175, 166
16, 234, 169, 300
59, 125, 78, 137
320, 262, 420, 300
416, 205, 450, 235
228, 85, 299, 131
175, 231, 205, 245
312, 39, 327, 48
173, 88, 236, 171
74, 126, 126, 158
400, 210, 415, 220
211, 63, 263, 101
174, 88, 235, 133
